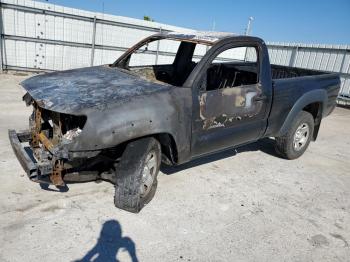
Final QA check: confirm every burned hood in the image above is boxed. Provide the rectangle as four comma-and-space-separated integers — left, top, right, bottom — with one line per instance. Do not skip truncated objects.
21, 66, 170, 114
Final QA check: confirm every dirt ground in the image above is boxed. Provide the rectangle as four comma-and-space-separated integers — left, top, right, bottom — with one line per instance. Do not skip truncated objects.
0, 72, 349, 262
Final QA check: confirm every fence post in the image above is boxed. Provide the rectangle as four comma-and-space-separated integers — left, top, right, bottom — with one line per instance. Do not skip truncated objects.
0, 2, 3, 72
155, 27, 162, 65
90, 16, 97, 66
289, 46, 299, 67
338, 49, 348, 96
339, 50, 348, 73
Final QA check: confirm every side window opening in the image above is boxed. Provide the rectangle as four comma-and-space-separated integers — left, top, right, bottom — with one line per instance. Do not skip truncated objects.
203, 46, 259, 92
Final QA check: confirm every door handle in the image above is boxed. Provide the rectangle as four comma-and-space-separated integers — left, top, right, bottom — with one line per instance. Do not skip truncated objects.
253, 94, 267, 102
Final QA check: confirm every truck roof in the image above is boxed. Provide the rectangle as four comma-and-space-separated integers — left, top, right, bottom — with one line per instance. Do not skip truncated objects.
163, 31, 238, 44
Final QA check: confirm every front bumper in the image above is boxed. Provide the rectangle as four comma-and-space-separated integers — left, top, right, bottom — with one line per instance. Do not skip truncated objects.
8, 129, 52, 183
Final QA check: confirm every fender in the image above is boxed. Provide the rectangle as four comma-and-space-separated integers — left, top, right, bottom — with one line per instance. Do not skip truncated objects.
67, 87, 193, 164
278, 89, 327, 136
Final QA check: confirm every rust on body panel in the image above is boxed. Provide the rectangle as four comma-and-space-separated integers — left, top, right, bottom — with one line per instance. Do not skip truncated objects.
31, 105, 41, 148
50, 159, 65, 186
38, 132, 55, 151
29, 102, 66, 185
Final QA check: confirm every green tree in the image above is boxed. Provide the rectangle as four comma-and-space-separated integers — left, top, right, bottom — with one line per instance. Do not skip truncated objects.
143, 15, 154, 22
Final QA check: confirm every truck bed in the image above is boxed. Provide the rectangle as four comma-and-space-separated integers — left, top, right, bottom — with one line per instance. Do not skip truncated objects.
271, 64, 330, 79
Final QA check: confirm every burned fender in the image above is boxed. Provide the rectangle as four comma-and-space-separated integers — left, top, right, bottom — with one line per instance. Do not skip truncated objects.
67, 87, 192, 164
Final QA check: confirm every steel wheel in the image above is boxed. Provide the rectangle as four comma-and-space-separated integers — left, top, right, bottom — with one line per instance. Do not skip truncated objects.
293, 123, 310, 151
275, 111, 314, 160
140, 150, 157, 197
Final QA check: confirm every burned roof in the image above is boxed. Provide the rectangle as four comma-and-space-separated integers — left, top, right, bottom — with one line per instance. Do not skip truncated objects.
164, 31, 237, 44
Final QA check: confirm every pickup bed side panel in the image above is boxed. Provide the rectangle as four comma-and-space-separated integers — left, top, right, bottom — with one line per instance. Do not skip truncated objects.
265, 74, 340, 137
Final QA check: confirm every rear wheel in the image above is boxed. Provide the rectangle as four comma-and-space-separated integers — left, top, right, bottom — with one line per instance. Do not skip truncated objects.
275, 111, 314, 160
114, 137, 161, 213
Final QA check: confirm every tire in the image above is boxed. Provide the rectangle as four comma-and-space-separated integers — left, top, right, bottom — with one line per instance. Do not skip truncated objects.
114, 137, 161, 213
275, 111, 314, 160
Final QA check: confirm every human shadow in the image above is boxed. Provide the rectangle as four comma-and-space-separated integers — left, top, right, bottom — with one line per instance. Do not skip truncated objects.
161, 137, 279, 175
75, 220, 138, 262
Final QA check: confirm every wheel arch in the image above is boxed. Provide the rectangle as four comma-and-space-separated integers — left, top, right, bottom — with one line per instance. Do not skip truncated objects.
154, 133, 178, 165
302, 102, 323, 140
278, 89, 327, 139
112, 132, 179, 165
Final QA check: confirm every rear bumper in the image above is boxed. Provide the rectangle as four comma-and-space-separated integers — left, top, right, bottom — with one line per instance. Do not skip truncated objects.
8, 129, 51, 183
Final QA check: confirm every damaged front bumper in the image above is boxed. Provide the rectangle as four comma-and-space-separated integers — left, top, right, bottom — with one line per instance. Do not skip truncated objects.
9, 129, 112, 186
8, 129, 53, 184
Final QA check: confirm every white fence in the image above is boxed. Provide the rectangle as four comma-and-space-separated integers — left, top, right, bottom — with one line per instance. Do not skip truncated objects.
0, 0, 193, 71
1, 0, 349, 103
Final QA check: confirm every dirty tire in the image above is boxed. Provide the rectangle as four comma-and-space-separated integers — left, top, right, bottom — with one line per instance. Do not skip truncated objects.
114, 137, 161, 213
275, 111, 314, 160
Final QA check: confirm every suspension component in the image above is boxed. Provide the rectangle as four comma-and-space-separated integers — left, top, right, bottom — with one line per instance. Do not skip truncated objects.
31, 105, 41, 148
50, 159, 65, 186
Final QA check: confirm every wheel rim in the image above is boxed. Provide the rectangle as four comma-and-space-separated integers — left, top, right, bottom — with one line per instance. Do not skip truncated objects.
293, 123, 310, 151
140, 150, 157, 197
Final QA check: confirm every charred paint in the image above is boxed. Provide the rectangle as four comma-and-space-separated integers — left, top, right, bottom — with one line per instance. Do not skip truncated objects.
21, 65, 171, 114
199, 84, 263, 130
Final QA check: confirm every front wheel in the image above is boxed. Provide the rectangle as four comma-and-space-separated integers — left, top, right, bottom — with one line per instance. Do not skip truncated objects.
275, 111, 314, 160
114, 137, 161, 213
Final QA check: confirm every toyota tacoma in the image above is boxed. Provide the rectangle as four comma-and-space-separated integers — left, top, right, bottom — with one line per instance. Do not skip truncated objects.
9, 31, 340, 212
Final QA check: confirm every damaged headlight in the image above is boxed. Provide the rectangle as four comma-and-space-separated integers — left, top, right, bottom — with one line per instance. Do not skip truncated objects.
59, 113, 86, 142
33, 105, 87, 144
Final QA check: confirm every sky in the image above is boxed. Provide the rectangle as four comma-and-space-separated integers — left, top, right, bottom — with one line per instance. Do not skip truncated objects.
37, 0, 350, 45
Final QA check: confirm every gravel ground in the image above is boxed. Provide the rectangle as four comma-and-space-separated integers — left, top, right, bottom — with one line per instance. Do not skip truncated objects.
0, 72, 349, 262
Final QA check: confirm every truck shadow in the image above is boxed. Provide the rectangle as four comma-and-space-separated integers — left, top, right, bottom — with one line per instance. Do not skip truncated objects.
161, 138, 280, 175
74, 219, 139, 262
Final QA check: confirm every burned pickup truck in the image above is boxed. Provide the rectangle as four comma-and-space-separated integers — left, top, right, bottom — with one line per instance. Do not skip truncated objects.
9, 31, 340, 212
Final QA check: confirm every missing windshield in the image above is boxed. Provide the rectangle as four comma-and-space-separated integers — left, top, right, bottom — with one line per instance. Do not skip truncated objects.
114, 36, 211, 86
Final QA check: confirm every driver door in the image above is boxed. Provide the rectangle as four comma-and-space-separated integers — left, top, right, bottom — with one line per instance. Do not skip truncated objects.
191, 44, 269, 157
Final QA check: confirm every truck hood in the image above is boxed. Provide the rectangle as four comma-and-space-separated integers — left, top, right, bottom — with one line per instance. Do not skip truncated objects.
21, 66, 170, 114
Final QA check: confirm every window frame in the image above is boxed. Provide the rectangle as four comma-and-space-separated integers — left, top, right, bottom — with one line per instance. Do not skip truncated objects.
186, 40, 263, 92
198, 44, 260, 93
